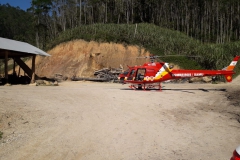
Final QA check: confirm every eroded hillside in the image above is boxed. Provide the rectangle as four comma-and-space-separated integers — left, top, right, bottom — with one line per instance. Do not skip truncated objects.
32, 40, 150, 79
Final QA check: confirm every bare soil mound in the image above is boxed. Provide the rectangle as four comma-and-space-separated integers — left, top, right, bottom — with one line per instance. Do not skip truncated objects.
27, 40, 150, 79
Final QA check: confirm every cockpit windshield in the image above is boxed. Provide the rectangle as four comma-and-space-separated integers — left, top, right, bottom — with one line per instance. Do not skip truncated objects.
123, 70, 129, 75
130, 70, 135, 75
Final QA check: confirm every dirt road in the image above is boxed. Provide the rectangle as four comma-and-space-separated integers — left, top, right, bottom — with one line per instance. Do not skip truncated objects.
0, 81, 240, 160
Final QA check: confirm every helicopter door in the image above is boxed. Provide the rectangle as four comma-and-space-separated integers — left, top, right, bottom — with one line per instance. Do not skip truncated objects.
127, 69, 136, 80
136, 68, 146, 81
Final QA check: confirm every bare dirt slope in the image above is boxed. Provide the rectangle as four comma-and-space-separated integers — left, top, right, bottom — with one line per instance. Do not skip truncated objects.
21, 40, 150, 79
0, 80, 240, 160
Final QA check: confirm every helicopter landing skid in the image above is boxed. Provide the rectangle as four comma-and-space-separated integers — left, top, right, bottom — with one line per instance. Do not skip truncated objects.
129, 83, 162, 91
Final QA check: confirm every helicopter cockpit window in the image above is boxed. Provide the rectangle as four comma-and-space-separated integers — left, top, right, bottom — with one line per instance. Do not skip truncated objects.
130, 70, 135, 75
127, 69, 135, 80
123, 69, 129, 75
136, 68, 146, 81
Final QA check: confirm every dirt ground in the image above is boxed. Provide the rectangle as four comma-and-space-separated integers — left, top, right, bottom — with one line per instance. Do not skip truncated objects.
0, 80, 240, 160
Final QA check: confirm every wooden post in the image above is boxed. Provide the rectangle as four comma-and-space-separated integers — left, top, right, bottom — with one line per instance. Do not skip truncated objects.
13, 58, 16, 74
5, 50, 8, 83
31, 55, 36, 83
18, 66, 20, 77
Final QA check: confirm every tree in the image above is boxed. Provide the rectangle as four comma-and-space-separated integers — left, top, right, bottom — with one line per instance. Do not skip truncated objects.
0, 4, 35, 44
30, 0, 52, 48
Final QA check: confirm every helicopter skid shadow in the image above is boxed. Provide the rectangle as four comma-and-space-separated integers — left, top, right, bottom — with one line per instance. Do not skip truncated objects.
121, 87, 226, 93
162, 88, 226, 92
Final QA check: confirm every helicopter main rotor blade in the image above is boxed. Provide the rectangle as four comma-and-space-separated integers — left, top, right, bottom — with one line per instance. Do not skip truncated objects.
136, 56, 149, 59
136, 55, 200, 58
153, 55, 201, 58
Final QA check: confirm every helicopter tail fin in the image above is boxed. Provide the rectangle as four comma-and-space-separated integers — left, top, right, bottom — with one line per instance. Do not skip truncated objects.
222, 56, 240, 82
224, 56, 240, 71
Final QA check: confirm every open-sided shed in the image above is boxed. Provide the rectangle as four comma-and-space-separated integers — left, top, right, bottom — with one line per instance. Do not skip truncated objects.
0, 37, 50, 84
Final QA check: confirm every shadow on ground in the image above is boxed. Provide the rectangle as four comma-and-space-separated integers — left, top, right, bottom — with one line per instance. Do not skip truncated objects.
121, 87, 227, 94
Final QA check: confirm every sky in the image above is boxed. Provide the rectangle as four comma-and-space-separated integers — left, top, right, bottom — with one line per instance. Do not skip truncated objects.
0, 0, 32, 11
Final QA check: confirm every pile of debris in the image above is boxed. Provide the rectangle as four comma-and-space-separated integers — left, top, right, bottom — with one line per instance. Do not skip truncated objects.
72, 67, 123, 82
34, 79, 59, 86
52, 73, 68, 82
33, 74, 67, 86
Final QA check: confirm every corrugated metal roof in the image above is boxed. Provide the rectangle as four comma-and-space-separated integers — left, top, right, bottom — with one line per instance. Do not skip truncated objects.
0, 37, 50, 56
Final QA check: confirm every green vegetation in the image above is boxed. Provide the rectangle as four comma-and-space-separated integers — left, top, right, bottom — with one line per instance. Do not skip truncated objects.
0, 1, 240, 77
47, 23, 240, 77
0, 4, 35, 45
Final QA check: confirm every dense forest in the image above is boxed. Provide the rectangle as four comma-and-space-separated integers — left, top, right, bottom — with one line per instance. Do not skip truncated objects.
31, 0, 240, 45
0, 0, 240, 75
0, 4, 35, 43
1, 0, 240, 47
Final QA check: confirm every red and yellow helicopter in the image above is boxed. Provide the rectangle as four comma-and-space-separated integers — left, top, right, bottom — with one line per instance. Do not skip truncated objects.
118, 55, 240, 90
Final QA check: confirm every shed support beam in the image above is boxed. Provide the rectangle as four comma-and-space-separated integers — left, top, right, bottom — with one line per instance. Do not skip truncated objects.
14, 57, 32, 78
5, 51, 8, 83
13, 59, 16, 74
31, 55, 36, 83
